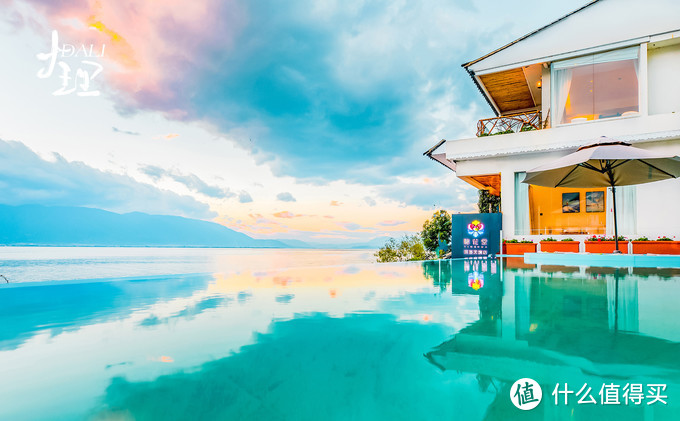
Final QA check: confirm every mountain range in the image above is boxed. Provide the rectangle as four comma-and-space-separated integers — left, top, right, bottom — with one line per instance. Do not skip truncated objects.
0, 204, 385, 249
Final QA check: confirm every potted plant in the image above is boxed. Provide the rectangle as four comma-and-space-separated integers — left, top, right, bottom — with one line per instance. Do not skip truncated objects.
631, 236, 680, 255
503, 239, 537, 255
584, 235, 629, 254
540, 237, 580, 253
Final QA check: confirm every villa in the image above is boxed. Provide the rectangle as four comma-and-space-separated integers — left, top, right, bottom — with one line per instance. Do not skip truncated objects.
426, 0, 680, 242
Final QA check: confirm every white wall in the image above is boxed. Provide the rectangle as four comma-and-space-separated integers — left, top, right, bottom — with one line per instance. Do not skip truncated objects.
634, 139, 680, 239
648, 42, 680, 115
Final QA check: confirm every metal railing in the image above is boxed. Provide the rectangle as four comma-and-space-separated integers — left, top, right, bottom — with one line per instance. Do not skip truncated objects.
476, 110, 542, 137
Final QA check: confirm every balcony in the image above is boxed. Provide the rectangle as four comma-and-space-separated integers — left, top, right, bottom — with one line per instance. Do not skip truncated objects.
476, 110, 543, 137
447, 112, 680, 162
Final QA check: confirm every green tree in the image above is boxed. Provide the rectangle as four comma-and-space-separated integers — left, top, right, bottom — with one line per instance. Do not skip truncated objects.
421, 210, 451, 254
478, 190, 501, 213
375, 235, 430, 263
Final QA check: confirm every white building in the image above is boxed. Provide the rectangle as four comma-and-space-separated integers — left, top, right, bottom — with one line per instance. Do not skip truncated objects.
427, 0, 680, 241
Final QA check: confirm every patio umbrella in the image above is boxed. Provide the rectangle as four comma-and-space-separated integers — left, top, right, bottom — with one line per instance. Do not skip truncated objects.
523, 139, 680, 252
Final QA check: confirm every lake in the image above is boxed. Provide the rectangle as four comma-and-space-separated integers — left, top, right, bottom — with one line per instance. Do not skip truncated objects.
0, 247, 376, 283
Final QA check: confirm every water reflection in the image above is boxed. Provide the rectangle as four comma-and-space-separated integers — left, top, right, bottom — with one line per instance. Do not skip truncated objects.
425, 260, 680, 420
0, 259, 679, 420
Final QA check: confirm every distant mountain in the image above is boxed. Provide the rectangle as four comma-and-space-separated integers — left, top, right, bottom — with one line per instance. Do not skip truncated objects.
275, 236, 391, 250
0, 204, 288, 248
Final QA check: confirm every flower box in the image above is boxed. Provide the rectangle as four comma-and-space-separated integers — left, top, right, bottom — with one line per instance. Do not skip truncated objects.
584, 241, 628, 254
503, 242, 537, 255
540, 241, 580, 253
631, 241, 680, 255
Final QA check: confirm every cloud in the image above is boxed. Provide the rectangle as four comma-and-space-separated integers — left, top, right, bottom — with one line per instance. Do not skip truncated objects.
377, 220, 406, 227
272, 211, 299, 219
22, 0, 584, 187
337, 222, 363, 231
376, 176, 478, 211
112, 126, 140, 136
330, 200, 343, 207
238, 191, 253, 203
139, 165, 234, 199
23, 0, 583, 186
276, 192, 296, 202
0, 140, 214, 218
363, 196, 376, 207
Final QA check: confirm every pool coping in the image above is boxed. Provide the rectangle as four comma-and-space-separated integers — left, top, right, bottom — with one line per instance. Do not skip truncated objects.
523, 252, 680, 268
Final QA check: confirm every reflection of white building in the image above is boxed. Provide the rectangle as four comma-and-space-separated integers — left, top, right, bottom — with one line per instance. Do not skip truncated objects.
427, 0, 680, 240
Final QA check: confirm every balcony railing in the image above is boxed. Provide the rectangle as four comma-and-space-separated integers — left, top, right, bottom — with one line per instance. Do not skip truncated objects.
477, 110, 543, 137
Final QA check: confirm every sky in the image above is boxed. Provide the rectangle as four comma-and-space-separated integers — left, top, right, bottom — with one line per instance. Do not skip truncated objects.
0, 0, 585, 244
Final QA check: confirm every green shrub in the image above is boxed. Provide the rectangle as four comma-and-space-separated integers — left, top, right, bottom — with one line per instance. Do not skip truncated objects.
375, 235, 431, 263
421, 210, 451, 253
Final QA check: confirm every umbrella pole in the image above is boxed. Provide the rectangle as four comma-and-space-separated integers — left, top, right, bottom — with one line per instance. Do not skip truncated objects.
612, 185, 621, 254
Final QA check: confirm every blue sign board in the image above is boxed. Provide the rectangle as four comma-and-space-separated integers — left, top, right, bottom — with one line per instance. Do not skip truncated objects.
451, 213, 502, 259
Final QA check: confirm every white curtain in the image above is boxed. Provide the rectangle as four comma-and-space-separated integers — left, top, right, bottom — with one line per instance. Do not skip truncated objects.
514, 172, 530, 235
551, 67, 573, 125
606, 186, 637, 237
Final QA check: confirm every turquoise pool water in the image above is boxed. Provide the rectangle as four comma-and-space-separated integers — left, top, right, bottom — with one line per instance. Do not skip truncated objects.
1, 258, 679, 420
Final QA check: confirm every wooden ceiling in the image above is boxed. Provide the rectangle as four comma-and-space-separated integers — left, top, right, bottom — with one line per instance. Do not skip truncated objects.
459, 174, 501, 196
479, 68, 535, 113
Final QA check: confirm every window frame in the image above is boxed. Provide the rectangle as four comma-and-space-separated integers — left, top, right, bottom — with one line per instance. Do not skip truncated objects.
550, 45, 647, 127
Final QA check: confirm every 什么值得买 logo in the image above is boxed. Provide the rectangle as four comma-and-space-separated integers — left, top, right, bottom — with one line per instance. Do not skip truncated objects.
467, 220, 485, 237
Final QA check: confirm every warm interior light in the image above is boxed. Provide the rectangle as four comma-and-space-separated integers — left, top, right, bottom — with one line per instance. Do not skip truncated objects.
536, 80, 542, 89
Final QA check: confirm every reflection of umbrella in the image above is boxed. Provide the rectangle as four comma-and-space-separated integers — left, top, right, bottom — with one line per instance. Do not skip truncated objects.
523, 140, 680, 252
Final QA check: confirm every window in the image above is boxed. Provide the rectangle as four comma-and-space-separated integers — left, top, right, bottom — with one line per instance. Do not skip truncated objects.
552, 47, 639, 125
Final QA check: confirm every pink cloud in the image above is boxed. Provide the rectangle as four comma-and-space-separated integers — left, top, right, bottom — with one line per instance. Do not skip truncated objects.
273, 211, 301, 219
329, 200, 342, 206
24, 0, 247, 116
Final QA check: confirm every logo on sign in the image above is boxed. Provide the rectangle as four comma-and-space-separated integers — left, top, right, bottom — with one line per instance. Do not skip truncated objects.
467, 220, 485, 238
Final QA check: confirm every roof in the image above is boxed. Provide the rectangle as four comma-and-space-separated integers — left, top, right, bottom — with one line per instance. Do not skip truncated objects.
462, 0, 680, 114
464, 0, 680, 74
461, 0, 601, 69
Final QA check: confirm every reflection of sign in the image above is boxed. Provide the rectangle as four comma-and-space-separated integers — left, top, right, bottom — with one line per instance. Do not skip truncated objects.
451, 213, 501, 259
467, 272, 484, 290
467, 220, 485, 237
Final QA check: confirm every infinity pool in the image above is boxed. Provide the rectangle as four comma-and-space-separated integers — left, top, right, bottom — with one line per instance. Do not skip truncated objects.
1, 258, 679, 420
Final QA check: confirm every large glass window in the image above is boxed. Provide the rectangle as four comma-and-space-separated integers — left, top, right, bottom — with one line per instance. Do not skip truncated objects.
527, 186, 607, 235
552, 47, 639, 125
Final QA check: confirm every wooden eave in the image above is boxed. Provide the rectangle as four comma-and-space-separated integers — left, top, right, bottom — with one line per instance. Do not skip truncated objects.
478, 68, 535, 114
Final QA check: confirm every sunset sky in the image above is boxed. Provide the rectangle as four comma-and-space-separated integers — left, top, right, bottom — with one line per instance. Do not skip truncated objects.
0, 0, 584, 243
